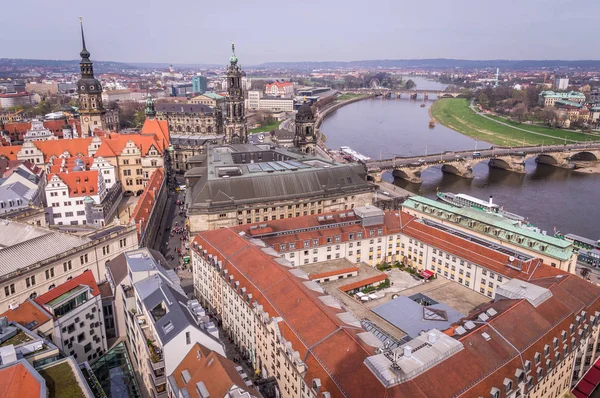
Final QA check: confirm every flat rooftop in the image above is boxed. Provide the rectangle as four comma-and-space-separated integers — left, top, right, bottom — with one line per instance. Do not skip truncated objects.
382, 278, 489, 315
317, 262, 408, 342
298, 258, 358, 279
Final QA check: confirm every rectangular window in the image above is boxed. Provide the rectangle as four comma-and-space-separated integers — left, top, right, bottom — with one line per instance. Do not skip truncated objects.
45, 268, 55, 279
63, 260, 72, 272
84, 343, 92, 353
186, 331, 191, 345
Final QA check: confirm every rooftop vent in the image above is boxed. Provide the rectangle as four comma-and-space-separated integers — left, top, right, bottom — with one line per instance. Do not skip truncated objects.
454, 326, 467, 336
486, 308, 498, 317
464, 321, 476, 330
481, 332, 491, 341
478, 313, 489, 322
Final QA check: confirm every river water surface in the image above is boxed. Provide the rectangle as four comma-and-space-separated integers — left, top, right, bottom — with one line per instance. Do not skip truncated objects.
321, 77, 600, 238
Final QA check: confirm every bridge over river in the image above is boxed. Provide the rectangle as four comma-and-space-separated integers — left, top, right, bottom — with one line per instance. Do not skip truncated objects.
343, 88, 463, 100
364, 142, 600, 183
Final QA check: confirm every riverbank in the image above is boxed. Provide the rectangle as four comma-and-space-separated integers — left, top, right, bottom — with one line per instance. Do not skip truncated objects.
430, 98, 596, 146
316, 94, 373, 132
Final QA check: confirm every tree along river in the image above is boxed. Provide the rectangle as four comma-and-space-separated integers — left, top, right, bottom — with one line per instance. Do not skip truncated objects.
321, 77, 600, 239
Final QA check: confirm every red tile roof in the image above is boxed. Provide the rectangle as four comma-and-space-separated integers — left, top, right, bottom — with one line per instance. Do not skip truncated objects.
0, 299, 52, 331
0, 145, 21, 160
131, 168, 164, 236
172, 343, 261, 397
94, 133, 164, 158
0, 362, 43, 398
48, 156, 94, 173
47, 170, 99, 197
35, 270, 99, 308
33, 138, 93, 162
194, 228, 387, 398
140, 119, 170, 147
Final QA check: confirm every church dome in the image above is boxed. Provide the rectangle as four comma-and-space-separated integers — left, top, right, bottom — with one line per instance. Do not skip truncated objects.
298, 103, 313, 116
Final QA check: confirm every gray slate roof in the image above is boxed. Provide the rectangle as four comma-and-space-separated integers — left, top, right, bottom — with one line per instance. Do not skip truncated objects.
189, 163, 371, 209
0, 220, 90, 277
136, 274, 198, 345
156, 103, 214, 115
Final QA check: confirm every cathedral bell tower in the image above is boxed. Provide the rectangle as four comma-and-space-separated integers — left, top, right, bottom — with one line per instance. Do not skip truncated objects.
294, 101, 316, 154
224, 43, 247, 144
77, 17, 108, 135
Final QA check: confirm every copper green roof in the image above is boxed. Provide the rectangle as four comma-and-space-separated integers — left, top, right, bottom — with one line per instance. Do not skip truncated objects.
403, 196, 573, 261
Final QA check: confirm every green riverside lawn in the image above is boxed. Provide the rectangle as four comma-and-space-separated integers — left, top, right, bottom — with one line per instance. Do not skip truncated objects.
430, 98, 597, 146
249, 120, 281, 134
335, 93, 362, 102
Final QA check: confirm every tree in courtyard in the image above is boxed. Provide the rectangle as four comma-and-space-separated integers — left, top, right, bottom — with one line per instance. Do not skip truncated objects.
404, 79, 416, 90
511, 103, 529, 123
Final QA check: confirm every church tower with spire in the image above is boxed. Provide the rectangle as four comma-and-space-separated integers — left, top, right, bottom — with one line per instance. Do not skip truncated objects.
145, 93, 156, 119
224, 43, 247, 143
77, 18, 117, 134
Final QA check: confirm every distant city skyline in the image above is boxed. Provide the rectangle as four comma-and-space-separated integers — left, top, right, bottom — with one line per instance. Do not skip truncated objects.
1, 0, 599, 65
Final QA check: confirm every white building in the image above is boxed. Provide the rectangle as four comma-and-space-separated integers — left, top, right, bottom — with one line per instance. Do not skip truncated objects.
107, 248, 225, 397
23, 120, 57, 142
246, 90, 294, 112
265, 81, 294, 97
34, 271, 108, 364
45, 169, 108, 226
555, 77, 569, 90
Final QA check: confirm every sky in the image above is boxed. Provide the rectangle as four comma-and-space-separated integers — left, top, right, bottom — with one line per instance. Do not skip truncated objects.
2, 0, 599, 65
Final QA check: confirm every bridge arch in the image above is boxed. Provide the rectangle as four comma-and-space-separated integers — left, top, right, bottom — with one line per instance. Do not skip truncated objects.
488, 157, 513, 171
535, 153, 560, 165
440, 163, 462, 176
570, 151, 598, 161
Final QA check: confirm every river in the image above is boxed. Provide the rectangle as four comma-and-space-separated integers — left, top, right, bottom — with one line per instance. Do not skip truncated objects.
321, 76, 600, 239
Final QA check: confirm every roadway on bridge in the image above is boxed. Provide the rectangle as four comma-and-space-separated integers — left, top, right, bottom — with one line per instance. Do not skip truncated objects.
366, 142, 600, 170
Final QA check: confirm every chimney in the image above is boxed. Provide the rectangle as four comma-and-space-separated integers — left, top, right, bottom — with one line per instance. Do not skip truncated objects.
403, 345, 412, 358
428, 332, 437, 344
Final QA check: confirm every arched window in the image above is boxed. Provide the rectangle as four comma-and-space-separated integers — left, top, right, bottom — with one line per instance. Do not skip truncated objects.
29, 292, 37, 299
48, 284, 55, 290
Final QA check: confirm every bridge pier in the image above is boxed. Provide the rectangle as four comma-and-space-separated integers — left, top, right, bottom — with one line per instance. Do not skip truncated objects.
423, 92, 428, 100
392, 169, 422, 184
410, 92, 418, 100
441, 163, 474, 179
489, 157, 526, 173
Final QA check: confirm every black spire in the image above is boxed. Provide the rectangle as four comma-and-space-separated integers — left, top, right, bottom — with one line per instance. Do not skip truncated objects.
79, 17, 93, 77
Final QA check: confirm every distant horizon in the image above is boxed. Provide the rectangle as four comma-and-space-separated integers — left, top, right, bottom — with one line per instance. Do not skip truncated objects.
3, 56, 600, 69
0, 0, 597, 64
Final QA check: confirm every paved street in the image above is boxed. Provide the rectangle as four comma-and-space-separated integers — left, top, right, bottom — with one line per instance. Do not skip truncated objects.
152, 174, 194, 296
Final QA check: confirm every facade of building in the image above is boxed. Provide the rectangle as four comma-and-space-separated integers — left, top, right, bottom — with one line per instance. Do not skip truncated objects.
130, 168, 167, 247
192, 75, 208, 94
184, 144, 375, 232
225, 44, 248, 143
76, 21, 119, 134
105, 248, 224, 397
265, 81, 294, 97
156, 103, 221, 136
169, 134, 222, 173
192, 207, 600, 398
555, 77, 569, 90
0, 93, 33, 109
34, 271, 108, 364
401, 196, 577, 273
45, 167, 121, 227
23, 120, 57, 142
188, 92, 225, 108
246, 90, 294, 112
539, 91, 586, 107
0, 220, 138, 313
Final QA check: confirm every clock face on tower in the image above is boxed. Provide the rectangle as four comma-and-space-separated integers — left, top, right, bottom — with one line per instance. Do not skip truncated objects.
84, 117, 90, 122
